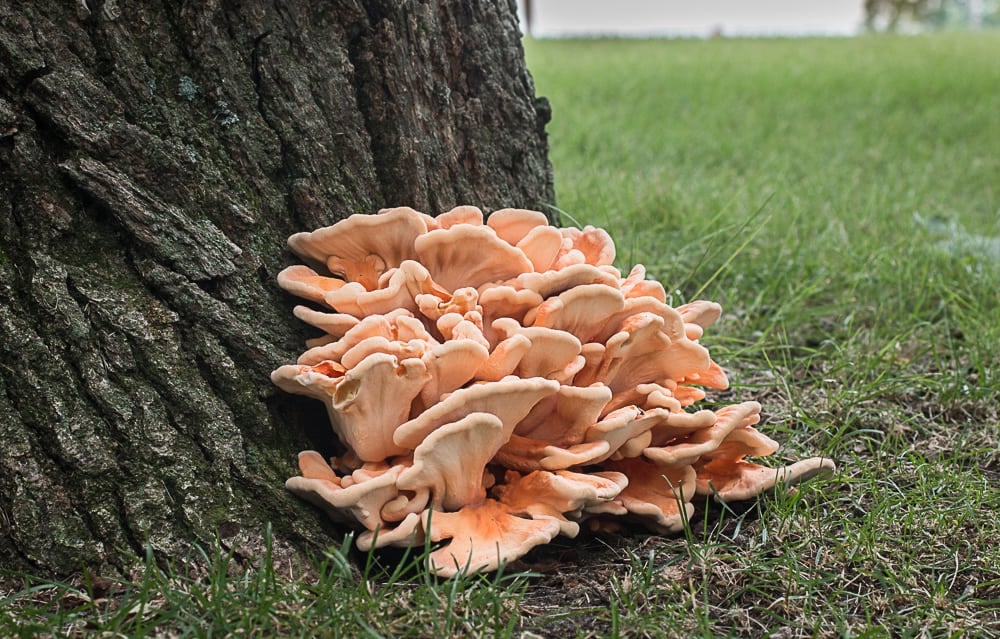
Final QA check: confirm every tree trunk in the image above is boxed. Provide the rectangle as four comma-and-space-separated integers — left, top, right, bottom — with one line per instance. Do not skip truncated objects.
0, 0, 553, 577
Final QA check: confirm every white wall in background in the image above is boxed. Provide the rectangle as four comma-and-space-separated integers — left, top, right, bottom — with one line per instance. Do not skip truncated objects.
518, 0, 866, 37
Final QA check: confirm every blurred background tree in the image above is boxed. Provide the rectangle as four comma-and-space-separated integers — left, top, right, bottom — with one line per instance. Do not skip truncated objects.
864, 0, 1000, 31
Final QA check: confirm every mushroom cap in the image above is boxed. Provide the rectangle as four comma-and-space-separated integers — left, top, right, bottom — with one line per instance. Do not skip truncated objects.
579, 312, 713, 393
481, 209, 562, 273
514, 383, 612, 445
508, 263, 620, 299
277, 265, 348, 305
331, 354, 431, 461
495, 469, 628, 537
603, 382, 685, 415
705, 426, 781, 461
414, 225, 534, 291
552, 226, 616, 269
584, 406, 668, 464
602, 457, 697, 534
474, 334, 533, 382
350, 337, 429, 371
393, 377, 560, 450
435, 205, 484, 228
296, 450, 340, 482
646, 408, 718, 447
587, 296, 687, 345
680, 360, 730, 390
287, 207, 426, 274
357, 511, 424, 551
492, 317, 585, 383
486, 208, 549, 246
620, 265, 667, 302
434, 312, 490, 350
523, 283, 626, 343
323, 260, 451, 318
296, 310, 420, 366
516, 225, 563, 272
494, 433, 611, 472
285, 451, 405, 530
415, 286, 480, 322
677, 300, 723, 330
292, 305, 360, 338
676, 300, 723, 340
643, 401, 761, 468
396, 412, 508, 511
477, 286, 544, 346
671, 385, 707, 408
640, 383, 683, 411
276, 353, 431, 462
695, 457, 836, 502
417, 339, 491, 408
422, 500, 562, 577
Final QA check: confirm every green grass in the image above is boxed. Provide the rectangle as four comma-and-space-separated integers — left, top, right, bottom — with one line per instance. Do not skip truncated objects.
1, 532, 531, 638
4, 32, 999, 637
525, 31, 1000, 637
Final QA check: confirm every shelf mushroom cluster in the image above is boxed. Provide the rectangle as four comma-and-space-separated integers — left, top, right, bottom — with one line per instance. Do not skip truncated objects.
272, 206, 834, 577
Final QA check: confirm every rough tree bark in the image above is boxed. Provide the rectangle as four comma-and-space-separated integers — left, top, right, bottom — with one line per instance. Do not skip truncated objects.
0, 0, 553, 577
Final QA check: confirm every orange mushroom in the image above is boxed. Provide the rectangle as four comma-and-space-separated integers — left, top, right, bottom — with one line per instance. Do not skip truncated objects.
601, 458, 697, 534
695, 457, 836, 502
272, 353, 430, 462
285, 451, 406, 530
287, 206, 426, 281
495, 469, 628, 537
422, 500, 562, 577
485, 208, 549, 245
273, 208, 836, 576
414, 225, 534, 291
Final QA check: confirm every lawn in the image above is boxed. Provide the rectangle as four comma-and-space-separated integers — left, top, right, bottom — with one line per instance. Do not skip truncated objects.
524, 32, 1000, 636
4, 32, 999, 638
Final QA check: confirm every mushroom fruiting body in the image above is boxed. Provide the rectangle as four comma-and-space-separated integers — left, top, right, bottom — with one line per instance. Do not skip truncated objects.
273, 207, 835, 576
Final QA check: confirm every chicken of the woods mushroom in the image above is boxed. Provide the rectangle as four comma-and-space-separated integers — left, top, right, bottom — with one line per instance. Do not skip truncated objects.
273, 206, 834, 577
